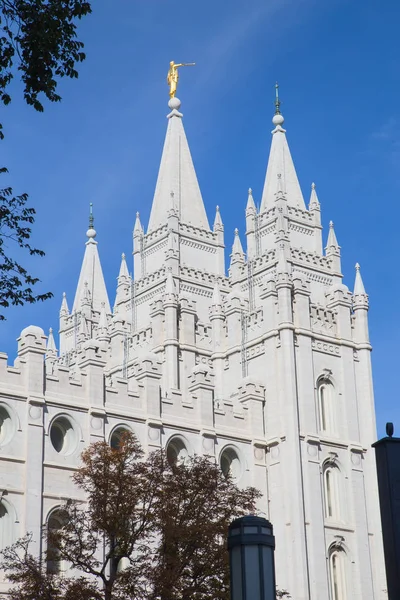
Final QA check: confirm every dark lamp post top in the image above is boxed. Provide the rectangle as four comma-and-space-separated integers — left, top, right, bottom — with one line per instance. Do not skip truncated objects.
386, 422, 394, 438
228, 515, 275, 550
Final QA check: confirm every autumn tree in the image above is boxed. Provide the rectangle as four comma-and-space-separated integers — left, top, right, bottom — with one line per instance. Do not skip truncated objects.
0, 0, 92, 319
0, 431, 261, 599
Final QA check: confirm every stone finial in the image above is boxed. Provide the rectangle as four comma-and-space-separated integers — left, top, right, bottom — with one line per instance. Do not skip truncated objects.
213, 205, 224, 232
246, 188, 256, 214
354, 263, 366, 295
46, 327, 57, 354
309, 182, 320, 210
60, 291, 69, 316
325, 220, 340, 252
134, 212, 143, 235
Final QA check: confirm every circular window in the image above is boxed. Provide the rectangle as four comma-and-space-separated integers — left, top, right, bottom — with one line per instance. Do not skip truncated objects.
0, 405, 14, 446
50, 416, 77, 456
166, 437, 189, 466
110, 427, 130, 449
220, 447, 242, 481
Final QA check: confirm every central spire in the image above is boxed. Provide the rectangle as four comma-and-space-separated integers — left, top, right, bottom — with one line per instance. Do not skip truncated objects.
260, 85, 306, 212
147, 95, 210, 232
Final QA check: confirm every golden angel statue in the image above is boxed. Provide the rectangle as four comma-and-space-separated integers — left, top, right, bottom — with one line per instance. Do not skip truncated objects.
167, 61, 195, 98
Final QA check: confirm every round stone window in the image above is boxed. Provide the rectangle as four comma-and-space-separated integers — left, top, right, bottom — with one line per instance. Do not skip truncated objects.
166, 437, 189, 466
220, 447, 242, 481
50, 416, 77, 455
0, 405, 14, 447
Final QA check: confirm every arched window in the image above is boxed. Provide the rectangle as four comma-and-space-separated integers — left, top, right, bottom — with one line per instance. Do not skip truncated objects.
110, 426, 130, 449
318, 380, 335, 434
329, 550, 347, 600
220, 447, 242, 482
47, 511, 66, 574
323, 466, 340, 520
166, 437, 189, 466
0, 501, 13, 550
0, 404, 15, 447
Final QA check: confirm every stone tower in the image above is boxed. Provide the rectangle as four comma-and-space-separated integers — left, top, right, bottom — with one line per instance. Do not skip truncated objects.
0, 91, 386, 600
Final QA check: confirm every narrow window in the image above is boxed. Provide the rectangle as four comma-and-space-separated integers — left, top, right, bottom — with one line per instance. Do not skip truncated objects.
330, 551, 347, 600
318, 381, 335, 434
47, 512, 66, 575
324, 467, 340, 520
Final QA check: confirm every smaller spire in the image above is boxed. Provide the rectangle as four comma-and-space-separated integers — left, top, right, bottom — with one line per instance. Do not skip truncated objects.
232, 228, 244, 257
213, 205, 224, 232
354, 263, 366, 295
118, 253, 130, 281
212, 281, 222, 306
134, 212, 143, 235
86, 203, 96, 240
309, 182, 320, 210
60, 292, 69, 316
46, 327, 57, 354
326, 221, 339, 251
246, 188, 256, 214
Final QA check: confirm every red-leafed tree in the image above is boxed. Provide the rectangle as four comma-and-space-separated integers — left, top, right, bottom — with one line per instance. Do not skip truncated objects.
0, 431, 292, 599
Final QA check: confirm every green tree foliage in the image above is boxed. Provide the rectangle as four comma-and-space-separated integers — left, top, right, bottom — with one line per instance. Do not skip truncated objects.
0, 0, 92, 319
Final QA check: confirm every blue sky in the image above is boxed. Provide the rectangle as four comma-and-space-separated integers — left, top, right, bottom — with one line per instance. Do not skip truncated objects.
1, 0, 399, 437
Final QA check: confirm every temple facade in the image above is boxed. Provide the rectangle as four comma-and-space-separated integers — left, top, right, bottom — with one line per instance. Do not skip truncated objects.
0, 91, 386, 599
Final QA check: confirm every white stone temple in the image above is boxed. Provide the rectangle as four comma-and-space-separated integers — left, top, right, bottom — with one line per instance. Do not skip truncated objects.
0, 90, 387, 600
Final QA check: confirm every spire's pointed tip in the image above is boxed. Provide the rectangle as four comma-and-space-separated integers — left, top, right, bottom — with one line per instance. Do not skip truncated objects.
354, 262, 366, 295
46, 326, 57, 353
121, 252, 126, 260
87, 202, 96, 239
309, 181, 320, 209
329, 220, 334, 228
246, 187, 256, 213
234, 227, 239, 236
62, 292, 66, 298
213, 205, 223, 231
272, 81, 284, 126
134, 211, 143, 234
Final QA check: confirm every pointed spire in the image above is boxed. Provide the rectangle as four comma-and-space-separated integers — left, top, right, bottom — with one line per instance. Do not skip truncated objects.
260, 85, 306, 212
60, 292, 69, 316
246, 188, 256, 214
46, 327, 57, 355
231, 228, 245, 259
326, 221, 339, 250
309, 182, 320, 210
354, 263, 366, 295
72, 214, 111, 315
147, 98, 210, 232
134, 212, 143, 235
212, 281, 222, 306
213, 205, 224, 232
118, 253, 130, 282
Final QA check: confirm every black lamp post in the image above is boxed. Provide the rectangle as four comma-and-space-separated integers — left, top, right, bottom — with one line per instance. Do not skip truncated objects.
227, 515, 276, 600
